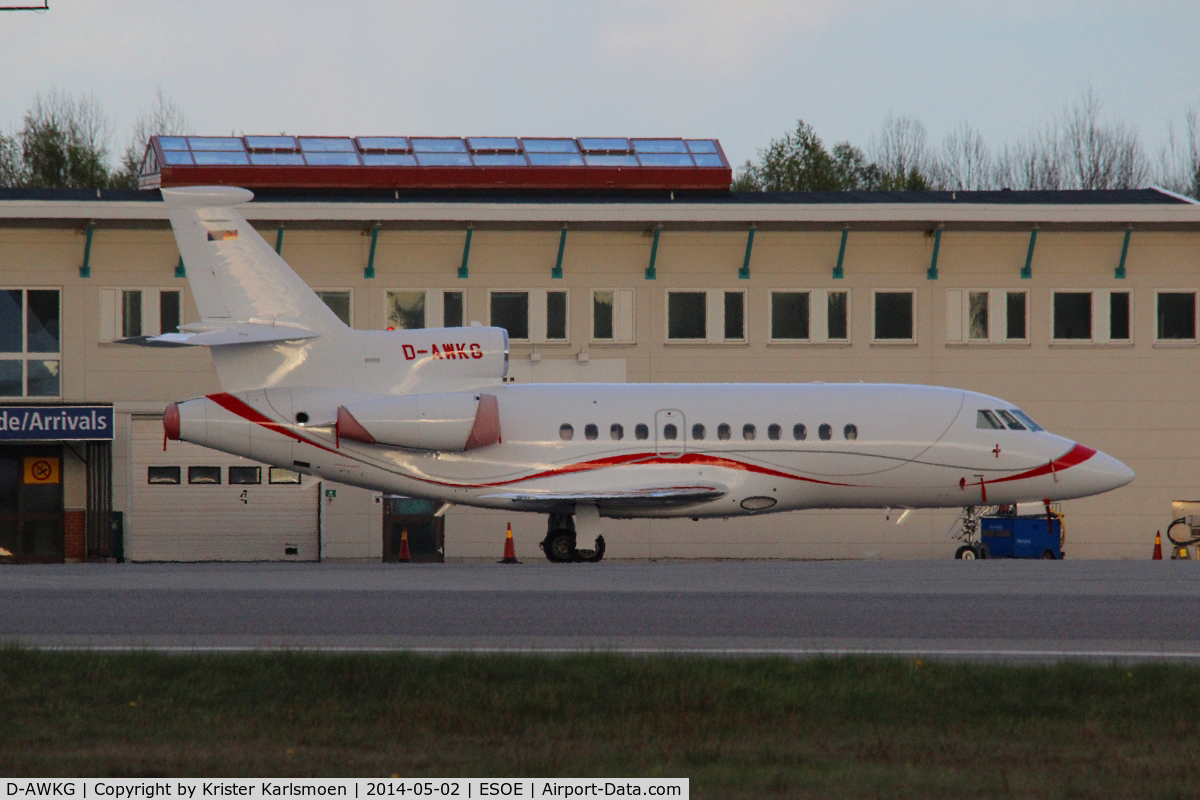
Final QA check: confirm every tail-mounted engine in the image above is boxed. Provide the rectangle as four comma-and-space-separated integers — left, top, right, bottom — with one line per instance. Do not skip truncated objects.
336, 392, 500, 451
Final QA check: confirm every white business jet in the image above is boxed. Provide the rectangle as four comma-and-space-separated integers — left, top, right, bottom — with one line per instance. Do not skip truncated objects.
144, 187, 1134, 562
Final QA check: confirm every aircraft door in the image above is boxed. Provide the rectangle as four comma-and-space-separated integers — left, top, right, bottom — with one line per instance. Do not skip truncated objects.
655, 409, 686, 458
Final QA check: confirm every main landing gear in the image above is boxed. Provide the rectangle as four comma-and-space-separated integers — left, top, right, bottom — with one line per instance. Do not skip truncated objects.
540, 512, 606, 563
953, 505, 990, 560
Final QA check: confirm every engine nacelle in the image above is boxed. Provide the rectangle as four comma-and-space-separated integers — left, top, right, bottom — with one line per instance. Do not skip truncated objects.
336, 391, 500, 451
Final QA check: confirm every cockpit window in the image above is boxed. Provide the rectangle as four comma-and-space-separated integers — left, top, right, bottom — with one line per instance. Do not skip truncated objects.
976, 410, 1004, 430
996, 410, 1026, 430
1009, 409, 1044, 431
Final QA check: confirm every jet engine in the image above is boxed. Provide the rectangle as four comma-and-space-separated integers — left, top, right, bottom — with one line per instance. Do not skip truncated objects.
336, 391, 500, 451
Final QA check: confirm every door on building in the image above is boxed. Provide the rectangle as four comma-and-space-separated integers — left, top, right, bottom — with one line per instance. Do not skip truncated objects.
382, 496, 444, 563
655, 409, 686, 458
0, 445, 64, 564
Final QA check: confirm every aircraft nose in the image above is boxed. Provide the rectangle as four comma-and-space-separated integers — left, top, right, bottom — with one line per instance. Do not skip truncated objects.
1081, 448, 1135, 493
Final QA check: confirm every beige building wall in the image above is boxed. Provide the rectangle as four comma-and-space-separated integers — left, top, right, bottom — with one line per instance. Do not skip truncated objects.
3, 205, 1198, 560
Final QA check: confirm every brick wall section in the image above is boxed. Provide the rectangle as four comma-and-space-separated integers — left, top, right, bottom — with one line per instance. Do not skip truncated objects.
64, 510, 85, 562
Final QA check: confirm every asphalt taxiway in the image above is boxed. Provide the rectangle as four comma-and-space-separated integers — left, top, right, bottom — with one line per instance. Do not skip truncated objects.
2, 560, 1199, 661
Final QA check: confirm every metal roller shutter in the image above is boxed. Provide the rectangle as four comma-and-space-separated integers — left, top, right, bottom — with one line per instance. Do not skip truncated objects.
129, 419, 319, 561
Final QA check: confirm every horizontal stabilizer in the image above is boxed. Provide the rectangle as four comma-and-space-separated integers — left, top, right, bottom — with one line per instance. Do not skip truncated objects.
481, 484, 726, 512
117, 322, 321, 348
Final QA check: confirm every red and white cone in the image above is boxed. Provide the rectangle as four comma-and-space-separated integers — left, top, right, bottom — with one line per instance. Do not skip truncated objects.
1153, 531, 1163, 560
398, 527, 411, 563
499, 522, 520, 564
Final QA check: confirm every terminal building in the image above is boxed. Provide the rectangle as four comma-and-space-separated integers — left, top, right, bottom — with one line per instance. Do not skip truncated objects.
0, 133, 1198, 563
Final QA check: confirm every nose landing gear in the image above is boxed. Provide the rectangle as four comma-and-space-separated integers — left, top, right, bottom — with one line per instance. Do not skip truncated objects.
539, 512, 606, 563
952, 505, 990, 560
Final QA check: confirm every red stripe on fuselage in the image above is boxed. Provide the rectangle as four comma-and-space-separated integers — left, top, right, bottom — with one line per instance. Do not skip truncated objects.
985, 443, 1096, 484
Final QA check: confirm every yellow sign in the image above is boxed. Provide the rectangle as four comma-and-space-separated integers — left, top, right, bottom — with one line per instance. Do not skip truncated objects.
23, 456, 60, 484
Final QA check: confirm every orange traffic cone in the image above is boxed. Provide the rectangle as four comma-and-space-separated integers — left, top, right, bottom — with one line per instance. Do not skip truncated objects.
499, 522, 520, 564
1153, 531, 1163, 560
398, 527, 411, 563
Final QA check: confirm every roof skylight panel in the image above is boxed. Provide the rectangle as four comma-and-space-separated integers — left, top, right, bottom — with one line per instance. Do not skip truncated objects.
361, 153, 417, 166
187, 137, 245, 151
637, 153, 695, 167
191, 150, 249, 165
357, 137, 411, 152
578, 138, 631, 153
161, 151, 194, 165
411, 138, 469, 153
299, 137, 355, 152
521, 138, 579, 153
632, 139, 688, 154
304, 152, 361, 165
472, 154, 529, 166
159, 137, 189, 151
245, 136, 297, 151
685, 139, 719, 154
415, 152, 473, 166
583, 154, 639, 166
527, 152, 584, 166
467, 137, 520, 152
250, 152, 305, 165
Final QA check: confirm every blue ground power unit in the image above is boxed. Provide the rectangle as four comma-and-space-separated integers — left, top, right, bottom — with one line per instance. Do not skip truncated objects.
980, 513, 1064, 559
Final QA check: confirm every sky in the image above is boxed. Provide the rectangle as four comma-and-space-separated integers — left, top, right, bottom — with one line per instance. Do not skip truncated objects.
0, 0, 1197, 171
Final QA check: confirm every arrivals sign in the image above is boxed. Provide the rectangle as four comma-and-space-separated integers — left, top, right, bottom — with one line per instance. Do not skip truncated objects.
0, 405, 113, 441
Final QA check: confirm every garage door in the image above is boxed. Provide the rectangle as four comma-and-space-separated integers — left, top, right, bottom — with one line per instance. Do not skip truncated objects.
129, 418, 319, 561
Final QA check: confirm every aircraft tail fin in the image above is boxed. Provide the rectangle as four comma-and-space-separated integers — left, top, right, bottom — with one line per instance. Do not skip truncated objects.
161, 186, 345, 335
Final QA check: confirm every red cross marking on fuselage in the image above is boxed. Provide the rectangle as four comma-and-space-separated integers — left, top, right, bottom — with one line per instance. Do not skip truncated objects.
993, 444, 1002, 458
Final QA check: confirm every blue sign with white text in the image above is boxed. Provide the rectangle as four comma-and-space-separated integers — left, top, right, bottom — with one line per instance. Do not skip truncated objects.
0, 406, 114, 440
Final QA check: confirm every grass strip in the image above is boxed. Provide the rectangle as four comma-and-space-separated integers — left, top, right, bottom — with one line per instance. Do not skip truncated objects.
3, 649, 1200, 798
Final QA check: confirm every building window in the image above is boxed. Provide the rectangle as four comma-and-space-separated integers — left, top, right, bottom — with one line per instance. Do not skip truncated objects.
546, 291, 568, 340
1053, 292, 1091, 340
1051, 291, 1132, 343
188, 466, 221, 484
316, 291, 352, 326
147, 466, 181, 485
723, 291, 745, 341
1158, 292, 1197, 341
947, 290, 1028, 344
228, 466, 262, 485
0, 288, 60, 398
874, 291, 914, 342
489, 290, 567, 343
443, 291, 464, 327
121, 290, 142, 337
268, 467, 302, 485
667, 291, 706, 340
771, 292, 809, 340
770, 290, 850, 343
592, 289, 635, 343
160, 290, 181, 334
491, 292, 529, 339
387, 290, 427, 330
667, 290, 745, 343
100, 288, 180, 342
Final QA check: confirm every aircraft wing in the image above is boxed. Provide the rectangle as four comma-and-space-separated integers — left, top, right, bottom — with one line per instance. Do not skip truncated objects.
479, 484, 727, 512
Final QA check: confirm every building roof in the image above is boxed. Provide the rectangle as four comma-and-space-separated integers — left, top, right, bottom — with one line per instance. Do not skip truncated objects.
0, 187, 1197, 233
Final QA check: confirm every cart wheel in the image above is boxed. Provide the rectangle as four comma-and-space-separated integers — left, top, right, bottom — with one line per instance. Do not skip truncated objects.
1042, 550, 1056, 560
956, 545, 976, 560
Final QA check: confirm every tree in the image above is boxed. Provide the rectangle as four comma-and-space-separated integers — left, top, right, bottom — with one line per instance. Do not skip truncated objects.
993, 124, 1064, 190
936, 122, 993, 190
110, 88, 191, 190
0, 133, 23, 187
1157, 107, 1199, 199
871, 115, 934, 190
20, 90, 112, 189
1061, 88, 1149, 190
733, 120, 879, 191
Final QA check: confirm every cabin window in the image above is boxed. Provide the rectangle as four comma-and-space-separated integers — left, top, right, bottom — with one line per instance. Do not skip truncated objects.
844, 424, 858, 441
977, 410, 1004, 429
610, 424, 624, 440
559, 423, 574, 440
692, 423, 705, 440
818, 424, 832, 441
663, 424, 678, 440
584, 424, 598, 440
742, 424, 756, 440
873, 291, 914, 341
996, 410, 1026, 430
793, 423, 807, 440
635, 423, 649, 440
1158, 292, 1197, 341
1009, 409, 1043, 431
768, 424, 781, 440
717, 423, 731, 441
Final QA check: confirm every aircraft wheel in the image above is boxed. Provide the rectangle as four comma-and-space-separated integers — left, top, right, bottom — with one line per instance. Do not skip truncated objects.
955, 545, 977, 560
576, 535, 606, 563
545, 530, 577, 563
